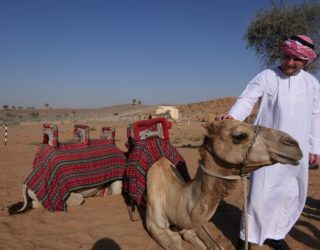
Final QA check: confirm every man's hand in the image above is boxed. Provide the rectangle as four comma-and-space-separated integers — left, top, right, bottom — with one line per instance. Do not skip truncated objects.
309, 153, 320, 170
215, 114, 234, 121
309, 153, 320, 165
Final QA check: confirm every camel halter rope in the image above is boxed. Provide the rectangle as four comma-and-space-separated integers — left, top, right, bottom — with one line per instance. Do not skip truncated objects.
200, 125, 261, 250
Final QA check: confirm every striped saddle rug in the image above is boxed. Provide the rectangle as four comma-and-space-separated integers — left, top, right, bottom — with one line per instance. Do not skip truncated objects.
25, 139, 126, 211
124, 137, 191, 205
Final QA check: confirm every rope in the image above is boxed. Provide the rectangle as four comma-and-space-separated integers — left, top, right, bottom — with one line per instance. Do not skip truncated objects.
240, 126, 260, 250
242, 175, 249, 250
200, 164, 241, 180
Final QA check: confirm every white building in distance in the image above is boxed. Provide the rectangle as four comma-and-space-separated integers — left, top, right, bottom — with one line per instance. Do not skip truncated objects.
155, 106, 179, 120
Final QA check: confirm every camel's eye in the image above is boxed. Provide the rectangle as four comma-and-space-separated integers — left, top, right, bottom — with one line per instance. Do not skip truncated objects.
232, 132, 248, 144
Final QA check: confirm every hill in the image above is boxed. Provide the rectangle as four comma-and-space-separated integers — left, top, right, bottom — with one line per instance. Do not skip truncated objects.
0, 97, 238, 124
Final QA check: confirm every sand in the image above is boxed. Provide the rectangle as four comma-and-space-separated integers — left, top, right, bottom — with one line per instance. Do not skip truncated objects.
0, 120, 319, 250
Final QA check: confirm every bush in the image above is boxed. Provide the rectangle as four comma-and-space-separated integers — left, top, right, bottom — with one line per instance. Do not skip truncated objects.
30, 112, 39, 119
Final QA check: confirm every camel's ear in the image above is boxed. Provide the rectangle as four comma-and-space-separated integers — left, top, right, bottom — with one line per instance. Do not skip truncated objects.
201, 123, 209, 136
201, 121, 217, 136
198, 147, 206, 158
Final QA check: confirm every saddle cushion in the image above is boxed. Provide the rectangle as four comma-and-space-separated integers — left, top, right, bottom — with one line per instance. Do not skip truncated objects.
25, 139, 126, 211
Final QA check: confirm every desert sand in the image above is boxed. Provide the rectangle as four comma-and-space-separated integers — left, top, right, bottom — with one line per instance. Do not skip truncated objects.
0, 101, 319, 250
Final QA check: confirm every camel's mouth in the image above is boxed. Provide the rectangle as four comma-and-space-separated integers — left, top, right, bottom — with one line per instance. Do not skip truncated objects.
270, 151, 301, 166
243, 156, 299, 172
244, 161, 274, 171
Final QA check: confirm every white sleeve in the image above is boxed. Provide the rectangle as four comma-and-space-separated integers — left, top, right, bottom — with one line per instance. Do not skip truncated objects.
309, 82, 320, 154
228, 73, 266, 121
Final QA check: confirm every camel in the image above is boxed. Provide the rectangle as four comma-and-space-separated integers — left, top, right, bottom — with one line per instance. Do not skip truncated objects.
145, 120, 303, 250
8, 181, 122, 214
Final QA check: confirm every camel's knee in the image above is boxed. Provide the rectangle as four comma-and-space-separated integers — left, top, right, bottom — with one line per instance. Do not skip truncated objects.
109, 180, 122, 195
66, 192, 84, 206
146, 217, 183, 250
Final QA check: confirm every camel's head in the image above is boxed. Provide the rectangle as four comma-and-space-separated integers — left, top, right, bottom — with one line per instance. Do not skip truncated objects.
200, 120, 302, 174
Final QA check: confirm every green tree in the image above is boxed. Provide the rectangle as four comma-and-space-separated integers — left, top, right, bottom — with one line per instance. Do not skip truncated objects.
44, 103, 50, 108
3, 105, 9, 110
132, 99, 137, 105
245, 1, 320, 72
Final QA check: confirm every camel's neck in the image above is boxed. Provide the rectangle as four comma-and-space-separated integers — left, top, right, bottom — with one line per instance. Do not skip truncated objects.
192, 161, 237, 200
188, 148, 238, 221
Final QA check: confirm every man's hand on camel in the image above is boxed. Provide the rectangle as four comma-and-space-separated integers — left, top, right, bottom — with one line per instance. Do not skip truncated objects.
215, 114, 234, 121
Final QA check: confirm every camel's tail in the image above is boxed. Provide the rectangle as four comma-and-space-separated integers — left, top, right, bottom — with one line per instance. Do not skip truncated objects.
7, 184, 32, 215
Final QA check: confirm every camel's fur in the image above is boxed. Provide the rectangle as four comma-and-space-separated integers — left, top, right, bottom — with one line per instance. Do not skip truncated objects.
146, 120, 302, 250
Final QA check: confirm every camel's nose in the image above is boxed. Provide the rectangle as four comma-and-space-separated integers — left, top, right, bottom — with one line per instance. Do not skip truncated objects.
279, 135, 299, 147
279, 135, 303, 159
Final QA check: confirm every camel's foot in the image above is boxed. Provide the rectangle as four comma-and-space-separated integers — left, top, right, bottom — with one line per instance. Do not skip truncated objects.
146, 220, 183, 250
127, 201, 141, 221
196, 225, 225, 250
66, 192, 84, 206
31, 200, 44, 209
180, 229, 207, 250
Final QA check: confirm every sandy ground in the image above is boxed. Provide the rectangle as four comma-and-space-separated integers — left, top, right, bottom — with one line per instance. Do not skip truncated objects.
0, 120, 319, 250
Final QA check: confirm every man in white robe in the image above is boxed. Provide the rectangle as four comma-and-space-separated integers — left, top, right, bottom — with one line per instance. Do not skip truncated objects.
217, 35, 320, 250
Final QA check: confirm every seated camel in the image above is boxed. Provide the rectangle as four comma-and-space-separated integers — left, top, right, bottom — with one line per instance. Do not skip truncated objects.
146, 120, 302, 250
8, 124, 125, 214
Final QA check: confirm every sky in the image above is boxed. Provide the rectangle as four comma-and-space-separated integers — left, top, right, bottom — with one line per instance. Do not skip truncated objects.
0, 0, 316, 109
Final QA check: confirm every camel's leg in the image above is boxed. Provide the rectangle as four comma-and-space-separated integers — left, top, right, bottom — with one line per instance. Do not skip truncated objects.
146, 214, 183, 250
8, 184, 33, 215
146, 196, 183, 250
146, 159, 183, 249
66, 192, 84, 206
78, 180, 122, 198
179, 229, 207, 250
27, 189, 44, 209
79, 187, 101, 197
109, 180, 122, 195
195, 225, 225, 250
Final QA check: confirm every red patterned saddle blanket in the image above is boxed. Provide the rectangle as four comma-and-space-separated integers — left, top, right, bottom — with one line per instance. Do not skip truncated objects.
25, 124, 126, 212
124, 137, 190, 205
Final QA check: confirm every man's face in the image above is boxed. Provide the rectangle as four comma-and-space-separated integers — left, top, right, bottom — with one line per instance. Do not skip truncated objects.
280, 53, 308, 76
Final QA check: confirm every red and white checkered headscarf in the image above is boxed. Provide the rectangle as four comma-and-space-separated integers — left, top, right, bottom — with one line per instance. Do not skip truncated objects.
281, 34, 317, 61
